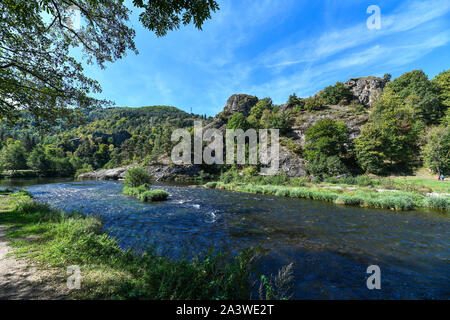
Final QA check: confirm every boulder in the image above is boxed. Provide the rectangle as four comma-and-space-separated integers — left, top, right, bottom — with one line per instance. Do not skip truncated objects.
77, 167, 128, 181
344, 77, 386, 107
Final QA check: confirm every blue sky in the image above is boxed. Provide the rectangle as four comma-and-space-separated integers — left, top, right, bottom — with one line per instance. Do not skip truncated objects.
82, 0, 450, 116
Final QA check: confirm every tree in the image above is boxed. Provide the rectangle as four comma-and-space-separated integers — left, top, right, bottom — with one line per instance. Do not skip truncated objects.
383, 73, 392, 82
304, 95, 325, 111
27, 146, 52, 175
320, 82, 353, 105
287, 93, 305, 111
431, 69, 450, 108
0, 139, 27, 171
303, 119, 350, 179
249, 98, 273, 119
124, 167, 151, 187
387, 70, 443, 124
304, 119, 349, 160
353, 123, 386, 174
355, 88, 423, 174
423, 126, 450, 174
0, 0, 219, 124
227, 113, 250, 131
94, 143, 110, 169
134, 0, 220, 37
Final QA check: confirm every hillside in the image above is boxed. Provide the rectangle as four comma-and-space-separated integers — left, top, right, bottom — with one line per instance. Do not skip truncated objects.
0, 69, 448, 181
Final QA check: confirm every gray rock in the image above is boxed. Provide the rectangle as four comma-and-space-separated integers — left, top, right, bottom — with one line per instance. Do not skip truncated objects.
77, 164, 202, 182
344, 77, 386, 107
77, 167, 129, 181
222, 94, 258, 117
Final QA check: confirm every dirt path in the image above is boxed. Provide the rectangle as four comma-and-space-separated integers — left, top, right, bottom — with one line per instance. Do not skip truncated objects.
0, 226, 68, 300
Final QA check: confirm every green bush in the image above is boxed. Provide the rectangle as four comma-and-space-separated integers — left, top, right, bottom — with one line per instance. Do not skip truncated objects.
139, 190, 169, 202
320, 82, 353, 105
124, 167, 151, 187
304, 95, 325, 111
123, 185, 148, 197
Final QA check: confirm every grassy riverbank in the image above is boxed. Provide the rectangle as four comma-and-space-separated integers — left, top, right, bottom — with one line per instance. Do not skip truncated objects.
0, 191, 279, 299
205, 173, 449, 212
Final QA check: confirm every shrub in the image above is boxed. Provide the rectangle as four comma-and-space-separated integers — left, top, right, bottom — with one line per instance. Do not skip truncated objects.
306, 155, 349, 180
304, 95, 325, 111
123, 185, 148, 197
320, 82, 353, 105
139, 190, 169, 202
204, 182, 217, 188
124, 167, 151, 187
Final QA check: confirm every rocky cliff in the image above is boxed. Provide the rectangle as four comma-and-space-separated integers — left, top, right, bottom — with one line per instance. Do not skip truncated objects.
344, 76, 386, 107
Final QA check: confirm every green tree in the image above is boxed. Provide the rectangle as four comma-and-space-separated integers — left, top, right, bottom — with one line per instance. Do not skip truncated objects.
227, 113, 250, 131
320, 82, 353, 105
353, 123, 386, 174
431, 69, 450, 108
94, 143, 110, 169
387, 70, 443, 124
0, 0, 219, 124
124, 167, 151, 187
0, 139, 27, 171
27, 146, 52, 175
423, 126, 450, 174
303, 119, 350, 178
287, 93, 305, 112
304, 95, 325, 111
249, 98, 273, 119
304, 119, 349, 160
355, 88, 423, 174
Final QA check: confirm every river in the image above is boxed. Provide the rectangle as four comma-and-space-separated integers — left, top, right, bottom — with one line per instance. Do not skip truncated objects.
2, 179, 449, 299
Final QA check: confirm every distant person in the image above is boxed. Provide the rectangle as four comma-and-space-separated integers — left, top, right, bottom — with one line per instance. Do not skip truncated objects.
438, 174, 441, 181
441, 174, 445, 181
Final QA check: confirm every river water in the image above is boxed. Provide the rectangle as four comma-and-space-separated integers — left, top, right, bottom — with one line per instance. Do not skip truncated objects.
3, 179, 449, 299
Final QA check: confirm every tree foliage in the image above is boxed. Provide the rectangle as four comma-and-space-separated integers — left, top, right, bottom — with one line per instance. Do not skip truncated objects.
304, 119, 349, 160
226, 113, 250, 131
387, 70, 443, 125
0, 0, 219, 124
355, 88, 424, 174
423, 126, 450, 174
320, 82, 353, 105
304, 119, 350, 178
0, 139, 27, 171
431, 69, 450, 108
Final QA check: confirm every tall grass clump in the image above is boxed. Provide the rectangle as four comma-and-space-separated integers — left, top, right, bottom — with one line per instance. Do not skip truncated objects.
123, 185, 148, 197
123, 185, 169, 202
423, 197, 450, 211
139, 190, 169, 202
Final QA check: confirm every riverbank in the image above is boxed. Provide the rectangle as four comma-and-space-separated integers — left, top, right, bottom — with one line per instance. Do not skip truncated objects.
0, 190, 269, 300
204, 181, 449, 212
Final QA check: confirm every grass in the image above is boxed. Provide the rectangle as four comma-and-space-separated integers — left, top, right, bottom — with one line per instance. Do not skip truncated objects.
0, 191, 282, 299
123, 185, 169, 202
207, 181, 449, 212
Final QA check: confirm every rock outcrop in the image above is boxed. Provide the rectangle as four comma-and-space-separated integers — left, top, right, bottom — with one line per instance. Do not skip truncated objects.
77, 164, 202, 182
77, 167, 129, 181
222, 94, 258, 117
344, 77, 386, 107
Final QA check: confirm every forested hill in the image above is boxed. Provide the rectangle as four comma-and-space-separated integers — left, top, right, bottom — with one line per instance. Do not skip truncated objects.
0, 69, 448, 180
0, 105, 207, 177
